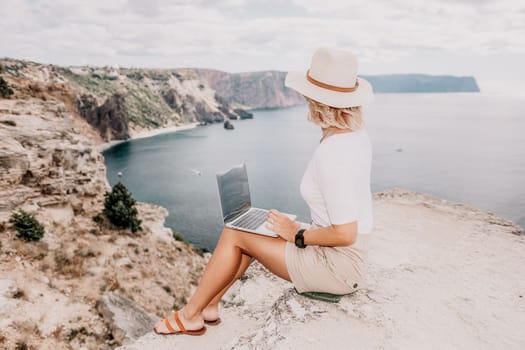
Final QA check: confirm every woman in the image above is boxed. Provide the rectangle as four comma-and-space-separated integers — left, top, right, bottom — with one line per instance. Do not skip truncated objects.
153, 47, 374, 335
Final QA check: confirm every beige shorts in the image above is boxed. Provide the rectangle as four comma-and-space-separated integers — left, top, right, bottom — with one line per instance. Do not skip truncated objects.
285, 222, 370, 294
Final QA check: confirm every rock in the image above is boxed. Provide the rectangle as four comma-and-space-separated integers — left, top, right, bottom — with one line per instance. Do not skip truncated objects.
233, 109, 253, 119
40, 275, 50, 285
195, 69, 305, 109
96, 292, 158, 345
76, 93, 130, 142
116, 257, 133, 268
0, 98, 108, 219
118, 188, 525, 350
224, 120, 234, 130
0, 279, 17, 315
0, 279, 17, 298
136, 202, 173, 241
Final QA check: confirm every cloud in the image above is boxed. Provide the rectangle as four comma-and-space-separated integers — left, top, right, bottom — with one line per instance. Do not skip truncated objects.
0, 0, 523, 79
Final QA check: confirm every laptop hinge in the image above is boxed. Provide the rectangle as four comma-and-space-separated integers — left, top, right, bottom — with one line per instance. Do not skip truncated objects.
225, 204, 251, 223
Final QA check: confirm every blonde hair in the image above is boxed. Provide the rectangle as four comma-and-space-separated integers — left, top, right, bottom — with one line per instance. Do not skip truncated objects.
305, 97, 364, 130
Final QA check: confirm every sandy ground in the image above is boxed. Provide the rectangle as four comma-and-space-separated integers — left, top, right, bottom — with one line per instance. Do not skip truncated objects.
97, 122, 199, 152
118, 188, 525, 350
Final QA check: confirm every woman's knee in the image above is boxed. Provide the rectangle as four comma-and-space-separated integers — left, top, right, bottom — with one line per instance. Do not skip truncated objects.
218, 227, 243, 244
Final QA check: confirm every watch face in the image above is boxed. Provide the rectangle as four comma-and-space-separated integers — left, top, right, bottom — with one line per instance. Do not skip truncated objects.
295, 229, 306, 248
296, 235, 304, 248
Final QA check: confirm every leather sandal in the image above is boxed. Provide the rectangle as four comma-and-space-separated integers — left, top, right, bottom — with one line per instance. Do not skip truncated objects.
204, 317, 221, 326
153, 311, 207, 336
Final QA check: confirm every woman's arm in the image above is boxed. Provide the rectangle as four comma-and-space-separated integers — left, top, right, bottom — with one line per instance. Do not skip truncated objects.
303, 221, 357, 247
266, 209, 357, 247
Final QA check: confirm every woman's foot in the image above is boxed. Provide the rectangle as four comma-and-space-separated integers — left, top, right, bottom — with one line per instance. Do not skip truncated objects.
202, 304, 220, 324
153, 307, 205, 335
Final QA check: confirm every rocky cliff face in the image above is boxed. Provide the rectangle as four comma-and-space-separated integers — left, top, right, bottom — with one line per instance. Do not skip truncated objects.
0, 96, 207, 349
0, 59, 251, 143
76, 93, 130, 141
195, 69, 305, 110
0, 98, 108, 214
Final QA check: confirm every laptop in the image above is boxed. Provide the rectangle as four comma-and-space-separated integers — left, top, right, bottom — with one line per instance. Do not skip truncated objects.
216, 163, 296, 237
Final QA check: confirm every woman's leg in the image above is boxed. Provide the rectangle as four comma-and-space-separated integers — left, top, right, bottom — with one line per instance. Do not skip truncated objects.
154, 227, 290, 333
202, 254, 253, 321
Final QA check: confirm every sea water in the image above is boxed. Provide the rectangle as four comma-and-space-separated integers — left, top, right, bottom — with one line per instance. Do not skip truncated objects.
103, 93, 525, 250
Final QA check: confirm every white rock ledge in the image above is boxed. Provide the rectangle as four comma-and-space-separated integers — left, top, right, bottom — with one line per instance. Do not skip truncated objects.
118, 188, 525, 350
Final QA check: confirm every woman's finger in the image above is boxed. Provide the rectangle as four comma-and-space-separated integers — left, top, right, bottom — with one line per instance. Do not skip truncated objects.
265, 223, 277, 233
271, 210, 285, 219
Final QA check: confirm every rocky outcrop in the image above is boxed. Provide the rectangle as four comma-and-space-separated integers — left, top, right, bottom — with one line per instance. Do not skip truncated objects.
119, 188, 524, 350
0, 96, 208, 349
195, 69, 305, 110
224, 120, 234, 130
0, 98, 108, 214
76, 93, 130, 142
96, 292, 157, 345
159, 87, 245, 125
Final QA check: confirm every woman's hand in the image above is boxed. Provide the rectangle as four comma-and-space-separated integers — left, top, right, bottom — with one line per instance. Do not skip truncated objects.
265, 209, 301, 242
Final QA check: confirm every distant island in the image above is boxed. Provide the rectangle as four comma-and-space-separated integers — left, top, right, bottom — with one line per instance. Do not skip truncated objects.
361, 74, 480, 93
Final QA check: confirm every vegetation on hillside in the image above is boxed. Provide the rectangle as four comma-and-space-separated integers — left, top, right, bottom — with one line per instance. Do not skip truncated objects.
9, 210, 45, 242
0, 65, 14, 98
60, 67, 182, 127
96, 182, 143, 233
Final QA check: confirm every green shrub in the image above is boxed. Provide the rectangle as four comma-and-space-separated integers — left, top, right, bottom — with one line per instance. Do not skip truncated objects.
173, 231, 185, 242
67, 326, 88, 341
192, 246, 210, 257
0, 77, 14, 98
9, 210, 45, 242
126, 71, 144, 81
102, 182, 142, 233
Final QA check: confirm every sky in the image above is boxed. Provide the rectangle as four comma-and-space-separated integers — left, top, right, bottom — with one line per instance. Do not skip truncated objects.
1, 0, 524, 94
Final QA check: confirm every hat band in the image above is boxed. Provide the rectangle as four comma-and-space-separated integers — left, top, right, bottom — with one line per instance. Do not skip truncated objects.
306, 70, 359, 93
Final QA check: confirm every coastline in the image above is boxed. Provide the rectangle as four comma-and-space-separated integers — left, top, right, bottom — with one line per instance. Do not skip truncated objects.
97, 122, 200, 152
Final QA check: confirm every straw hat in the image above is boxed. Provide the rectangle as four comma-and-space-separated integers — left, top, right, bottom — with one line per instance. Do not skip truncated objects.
285, 47, 373, 108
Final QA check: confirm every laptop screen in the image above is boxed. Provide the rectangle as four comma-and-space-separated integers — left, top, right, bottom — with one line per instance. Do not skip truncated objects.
217, 163, 252, 223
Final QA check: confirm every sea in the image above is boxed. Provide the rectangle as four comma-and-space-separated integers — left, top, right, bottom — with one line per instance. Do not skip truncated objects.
103, 93, 525, 250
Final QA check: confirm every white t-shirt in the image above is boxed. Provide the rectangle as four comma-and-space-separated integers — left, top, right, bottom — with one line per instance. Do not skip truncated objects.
300, 128, 374, 234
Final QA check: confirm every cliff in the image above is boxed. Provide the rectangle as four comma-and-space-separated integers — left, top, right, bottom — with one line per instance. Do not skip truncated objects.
119, 188, 523, 350
0, 96, 207, 349
194, 69, 305, 110
0, 59, 251, 143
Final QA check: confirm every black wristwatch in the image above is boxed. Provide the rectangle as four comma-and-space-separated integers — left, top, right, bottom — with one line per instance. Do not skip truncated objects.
295, 229, 307, 248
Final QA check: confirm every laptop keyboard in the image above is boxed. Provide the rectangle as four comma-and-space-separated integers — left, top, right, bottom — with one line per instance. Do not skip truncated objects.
231, 208, 268, 231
